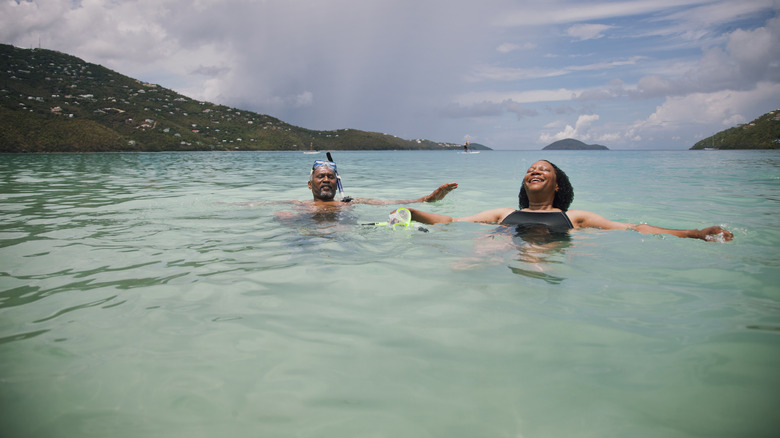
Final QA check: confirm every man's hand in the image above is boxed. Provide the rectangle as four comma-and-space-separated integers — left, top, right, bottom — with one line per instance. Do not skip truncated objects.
423, 183, 458, 202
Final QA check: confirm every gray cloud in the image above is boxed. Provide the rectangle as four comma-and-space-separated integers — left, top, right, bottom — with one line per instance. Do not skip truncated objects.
441, 100, 538, 119
1, 0, 778, 149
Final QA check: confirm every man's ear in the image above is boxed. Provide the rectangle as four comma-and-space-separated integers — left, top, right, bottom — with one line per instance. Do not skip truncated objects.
308, 180, 313, 189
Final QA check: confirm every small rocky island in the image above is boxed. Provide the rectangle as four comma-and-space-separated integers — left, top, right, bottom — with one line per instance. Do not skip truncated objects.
543, 138, 609, 150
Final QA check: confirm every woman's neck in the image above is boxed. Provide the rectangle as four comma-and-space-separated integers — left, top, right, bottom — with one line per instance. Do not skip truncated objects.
524, 198, 557, 211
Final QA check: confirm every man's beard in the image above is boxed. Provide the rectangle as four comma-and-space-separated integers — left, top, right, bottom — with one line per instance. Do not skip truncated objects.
319, 186, 336, 200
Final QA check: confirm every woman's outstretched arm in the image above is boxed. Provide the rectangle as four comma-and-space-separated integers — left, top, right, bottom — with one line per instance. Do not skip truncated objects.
566, 210, 733, 241
631, 224, 733, 241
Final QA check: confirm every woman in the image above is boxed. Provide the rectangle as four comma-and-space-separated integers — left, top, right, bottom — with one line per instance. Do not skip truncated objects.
403, 160, 733, 242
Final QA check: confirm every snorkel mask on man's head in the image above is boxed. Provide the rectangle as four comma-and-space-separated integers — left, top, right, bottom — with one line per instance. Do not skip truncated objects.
311, 160, 337, 174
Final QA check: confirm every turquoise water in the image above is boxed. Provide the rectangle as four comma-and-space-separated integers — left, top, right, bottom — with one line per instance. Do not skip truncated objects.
1, 150, 778, 437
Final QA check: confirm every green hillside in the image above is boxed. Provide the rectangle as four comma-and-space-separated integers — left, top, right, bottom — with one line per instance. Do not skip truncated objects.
690, 110, 780, 150
0, 44, 490, 153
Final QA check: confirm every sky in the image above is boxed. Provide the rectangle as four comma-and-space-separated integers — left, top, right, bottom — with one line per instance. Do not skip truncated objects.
2, 0, 779, 150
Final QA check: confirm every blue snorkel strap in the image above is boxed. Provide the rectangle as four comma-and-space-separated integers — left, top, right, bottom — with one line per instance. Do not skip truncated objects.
326, 152, 352, 202
336, 175, 345, 198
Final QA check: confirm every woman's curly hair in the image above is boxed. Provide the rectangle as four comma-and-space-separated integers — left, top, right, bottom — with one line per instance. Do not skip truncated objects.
518, 160, 574, 211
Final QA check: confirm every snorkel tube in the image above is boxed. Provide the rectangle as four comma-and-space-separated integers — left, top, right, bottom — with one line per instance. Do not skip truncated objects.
326, 152, 352, 202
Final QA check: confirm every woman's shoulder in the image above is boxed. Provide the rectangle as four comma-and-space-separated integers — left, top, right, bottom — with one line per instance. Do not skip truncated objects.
493, 207, 520, 223
564, 209, 599, 226
458, 207, 515, 224
565, 209, 588, 217
565, 209, 633, 230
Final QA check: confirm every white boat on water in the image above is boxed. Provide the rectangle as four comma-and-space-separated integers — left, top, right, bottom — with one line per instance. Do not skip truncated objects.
303, 142, 321, 154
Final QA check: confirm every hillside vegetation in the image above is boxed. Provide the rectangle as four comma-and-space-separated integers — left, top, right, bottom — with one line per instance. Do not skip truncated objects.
690, 110, 780, 150
0, 44, 489, 153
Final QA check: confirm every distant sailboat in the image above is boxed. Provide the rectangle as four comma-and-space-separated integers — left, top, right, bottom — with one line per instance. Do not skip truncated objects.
304, 142, 320, 154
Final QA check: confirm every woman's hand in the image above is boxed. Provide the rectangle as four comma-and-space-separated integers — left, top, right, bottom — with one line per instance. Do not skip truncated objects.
698, 226, 734, 242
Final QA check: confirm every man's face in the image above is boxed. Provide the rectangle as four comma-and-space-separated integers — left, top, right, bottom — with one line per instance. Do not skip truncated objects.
308, 165, 338, 201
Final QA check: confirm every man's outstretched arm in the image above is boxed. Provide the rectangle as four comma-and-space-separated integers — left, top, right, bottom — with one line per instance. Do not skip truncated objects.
352, 183, 458, 205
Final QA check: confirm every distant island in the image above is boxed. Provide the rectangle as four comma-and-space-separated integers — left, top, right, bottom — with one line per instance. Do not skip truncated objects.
690, 110, 780, 150
543, 138, 609, 150
0, 44, 491, 153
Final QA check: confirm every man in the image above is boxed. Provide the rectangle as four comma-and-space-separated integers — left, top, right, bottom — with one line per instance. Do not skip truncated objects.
308, 159, 457, 205
270, 159, 457, 223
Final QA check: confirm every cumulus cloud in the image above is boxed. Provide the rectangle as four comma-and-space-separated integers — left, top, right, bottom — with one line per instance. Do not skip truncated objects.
591, 81, 780, 148
540, 2, 779, 148
625, 15, 780, 100
643, 82, 780, 128
726, 16, 780, 83
539, 114, 600, 143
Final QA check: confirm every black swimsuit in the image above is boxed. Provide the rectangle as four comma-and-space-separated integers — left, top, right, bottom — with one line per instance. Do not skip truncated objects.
500, 210, 573, 234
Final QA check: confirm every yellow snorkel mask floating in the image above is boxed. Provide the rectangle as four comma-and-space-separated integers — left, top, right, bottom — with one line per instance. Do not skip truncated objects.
386, 208, 412, 229
364, 208, 427, 232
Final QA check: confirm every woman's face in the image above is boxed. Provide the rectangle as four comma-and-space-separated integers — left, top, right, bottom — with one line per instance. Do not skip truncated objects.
524, 161, 558, 193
